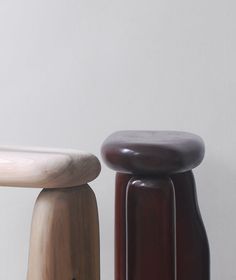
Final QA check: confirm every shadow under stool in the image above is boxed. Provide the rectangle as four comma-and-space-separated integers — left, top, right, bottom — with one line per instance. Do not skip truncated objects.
0, 146, 101, 280
101, 130, 210, 280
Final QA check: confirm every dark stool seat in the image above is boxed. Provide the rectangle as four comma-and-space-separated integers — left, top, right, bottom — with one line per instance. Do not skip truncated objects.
101, 130, 210, 280
102, 130, 205, 175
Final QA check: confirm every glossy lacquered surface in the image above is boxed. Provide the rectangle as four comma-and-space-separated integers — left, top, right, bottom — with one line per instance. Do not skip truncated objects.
127, 177, 176, 280
102, 130, 204, 175
171, 171, 210, 280
114, 172, 210, 280
115, 173, 132, 280
102, 130, 209, 280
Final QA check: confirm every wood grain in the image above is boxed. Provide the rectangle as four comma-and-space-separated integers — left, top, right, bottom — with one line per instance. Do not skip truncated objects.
27, 185, 100, 280
0, 146, 101, 188
126, 177, 176, 280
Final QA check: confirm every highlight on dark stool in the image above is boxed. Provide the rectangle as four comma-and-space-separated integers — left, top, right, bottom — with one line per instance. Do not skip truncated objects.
101, 130, 210, 280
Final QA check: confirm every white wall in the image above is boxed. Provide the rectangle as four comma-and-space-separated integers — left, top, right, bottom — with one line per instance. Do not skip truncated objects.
0, 0, 235, 279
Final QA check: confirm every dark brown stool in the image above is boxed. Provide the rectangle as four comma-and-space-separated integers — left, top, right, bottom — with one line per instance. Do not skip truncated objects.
101, 130, 210, 280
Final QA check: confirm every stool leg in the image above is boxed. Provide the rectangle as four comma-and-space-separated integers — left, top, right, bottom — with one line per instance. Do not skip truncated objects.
171, 171, 210, 280
115, 173, 133, 280
27, 185, 100, 280
126, 177, 176, 280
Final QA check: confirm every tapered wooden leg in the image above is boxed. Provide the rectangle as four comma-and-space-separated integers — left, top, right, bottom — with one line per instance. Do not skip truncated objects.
171, 171, 210, 280
27, 185, 100, 280
126, 177, 176, 280
115, 173, 133, 280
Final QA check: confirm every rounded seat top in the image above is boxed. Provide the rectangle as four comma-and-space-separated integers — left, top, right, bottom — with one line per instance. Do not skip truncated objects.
0, 146, 101, 188
101, 130, 205, 175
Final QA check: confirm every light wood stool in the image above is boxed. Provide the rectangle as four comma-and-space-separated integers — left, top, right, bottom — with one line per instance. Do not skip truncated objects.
101, 131, 210, 280
0, 146, 101, 280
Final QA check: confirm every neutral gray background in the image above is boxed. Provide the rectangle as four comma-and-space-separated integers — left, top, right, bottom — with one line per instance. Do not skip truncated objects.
0, 0, 235, 279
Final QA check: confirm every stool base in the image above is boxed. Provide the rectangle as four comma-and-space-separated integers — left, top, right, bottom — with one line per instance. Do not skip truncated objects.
127, 177, 176, 280
27, 185, 100, 280
115, 172, 210, 280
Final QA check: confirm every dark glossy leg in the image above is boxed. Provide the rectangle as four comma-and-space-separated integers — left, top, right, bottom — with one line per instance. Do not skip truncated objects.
171, 171, 210, 280
115, 173, 133, 280
126, 177, 176, 280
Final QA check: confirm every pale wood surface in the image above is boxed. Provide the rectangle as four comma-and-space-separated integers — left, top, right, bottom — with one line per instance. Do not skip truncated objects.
0, 146, 101, 188
27, 185, 100, 280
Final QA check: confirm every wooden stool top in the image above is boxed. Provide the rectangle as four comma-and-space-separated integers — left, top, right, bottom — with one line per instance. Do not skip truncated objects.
101, 130, 204, 175
0, 146, 101, 188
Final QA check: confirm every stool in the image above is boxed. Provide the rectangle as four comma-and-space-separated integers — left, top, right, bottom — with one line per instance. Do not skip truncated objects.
0, 146, 101, 280
101, 131, 210, 280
